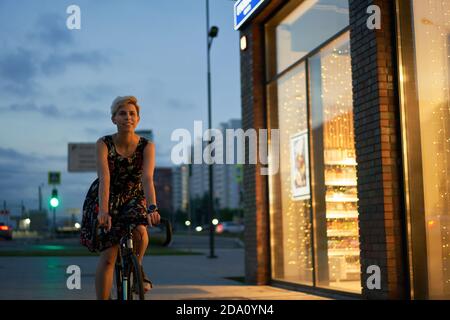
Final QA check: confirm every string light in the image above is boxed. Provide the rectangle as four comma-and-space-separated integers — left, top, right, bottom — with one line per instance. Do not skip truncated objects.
416, 0, 450, 294
320, 35, 361, 287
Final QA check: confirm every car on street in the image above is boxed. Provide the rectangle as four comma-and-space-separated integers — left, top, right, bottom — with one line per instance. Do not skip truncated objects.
0, 223, 13, 240
215, 221, 244, 234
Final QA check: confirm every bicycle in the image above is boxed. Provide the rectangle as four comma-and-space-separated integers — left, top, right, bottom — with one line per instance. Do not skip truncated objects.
93, 214, 173, 300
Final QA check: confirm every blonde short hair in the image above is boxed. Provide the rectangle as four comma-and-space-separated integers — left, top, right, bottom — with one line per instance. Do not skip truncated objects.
110, 96, 140, 116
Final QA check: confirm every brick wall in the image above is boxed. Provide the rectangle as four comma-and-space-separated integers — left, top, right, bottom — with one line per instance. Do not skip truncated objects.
240, 22, 270, 285
349, 0, 408, 299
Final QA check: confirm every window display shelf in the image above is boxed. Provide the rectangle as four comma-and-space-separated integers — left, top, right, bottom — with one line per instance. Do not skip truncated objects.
324, 160, 357, 166
325, 180, 357, 187
328, 249, 360, 257
326, 196, 358, 203
327, 230, 359, 237
323, 106, 360, 283
326, 211, 359, 219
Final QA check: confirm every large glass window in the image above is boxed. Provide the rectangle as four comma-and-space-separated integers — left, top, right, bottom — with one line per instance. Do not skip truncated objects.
267, 0, 349, 79
268, 64, 313, 285
266, 0, 359, 294
309, 33, 360, 293
397, 0, 450, 299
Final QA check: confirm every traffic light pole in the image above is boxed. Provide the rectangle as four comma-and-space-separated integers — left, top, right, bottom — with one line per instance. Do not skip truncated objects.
53, 207, 56, 238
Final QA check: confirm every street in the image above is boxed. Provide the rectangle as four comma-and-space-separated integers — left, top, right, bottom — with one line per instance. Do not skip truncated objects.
0, 234, 326, 300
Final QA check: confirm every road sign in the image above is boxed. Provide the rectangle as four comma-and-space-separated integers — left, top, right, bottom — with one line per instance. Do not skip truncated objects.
234, 0, 267, 30
68, 143, 96, 172
48, 171, 61, 185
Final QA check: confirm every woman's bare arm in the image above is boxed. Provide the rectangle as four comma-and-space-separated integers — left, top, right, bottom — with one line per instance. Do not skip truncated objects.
142, 142, 157, 206
96, 138, 111, 228
142, 142, 160, 225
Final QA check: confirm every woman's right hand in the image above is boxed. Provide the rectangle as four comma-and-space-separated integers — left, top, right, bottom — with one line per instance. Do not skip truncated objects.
97, 211, 112, 231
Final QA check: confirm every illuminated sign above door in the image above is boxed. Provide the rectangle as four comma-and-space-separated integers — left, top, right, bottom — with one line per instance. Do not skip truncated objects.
234, 0, 268, 30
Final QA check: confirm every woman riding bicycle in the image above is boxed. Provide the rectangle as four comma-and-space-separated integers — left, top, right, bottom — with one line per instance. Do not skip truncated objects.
80, 95, 161, 300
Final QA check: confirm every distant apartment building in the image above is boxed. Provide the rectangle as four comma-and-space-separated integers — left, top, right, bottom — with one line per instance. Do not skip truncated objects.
214, 119, 242, 210
187, 119, 243, 210
189, 140, 210, 200
172, 164, 189, 212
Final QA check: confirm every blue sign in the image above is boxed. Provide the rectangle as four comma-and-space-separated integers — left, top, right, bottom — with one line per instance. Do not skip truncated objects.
234, 0, 267, 30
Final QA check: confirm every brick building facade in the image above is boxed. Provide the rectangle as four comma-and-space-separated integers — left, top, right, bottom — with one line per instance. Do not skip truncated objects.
238, 0, 449, 299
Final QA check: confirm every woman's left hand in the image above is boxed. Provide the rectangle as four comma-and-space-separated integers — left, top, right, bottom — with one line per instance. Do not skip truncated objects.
147, 211, 161, 227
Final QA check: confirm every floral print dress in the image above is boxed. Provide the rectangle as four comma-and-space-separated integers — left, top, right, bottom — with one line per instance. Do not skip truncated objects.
80, 135, 149, 252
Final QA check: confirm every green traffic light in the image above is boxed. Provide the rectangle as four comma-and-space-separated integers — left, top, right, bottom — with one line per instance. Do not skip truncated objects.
50, 188, 59, 208
50, 197, 59, 208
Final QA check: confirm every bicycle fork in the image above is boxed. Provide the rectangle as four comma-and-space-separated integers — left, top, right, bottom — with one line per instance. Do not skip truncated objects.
120, 235, 134, 300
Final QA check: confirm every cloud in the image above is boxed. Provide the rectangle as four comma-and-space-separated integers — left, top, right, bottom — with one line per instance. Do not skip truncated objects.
0, 12, 109, 97
0, 149, 30, 175
0, 147, 67, 187
0, 146, 95, 217
58, 84, 118, 103
0, 102, 110, 120
0, 48, 39, 95
84, 127, 111, 137
28, 13, 74, 47
82, 84, 118, 102
41, 51, 110, 76
0, 147, 66, 168
69, 109, 105, 119
0, 103, 62, 118
166, 98, 195, 110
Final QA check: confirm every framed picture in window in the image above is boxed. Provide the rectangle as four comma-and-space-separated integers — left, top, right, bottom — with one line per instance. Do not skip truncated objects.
290, 130, 310, 200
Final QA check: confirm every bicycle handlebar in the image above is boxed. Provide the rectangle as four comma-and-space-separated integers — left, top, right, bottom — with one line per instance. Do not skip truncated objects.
159, 217, 172, 247
92, 214, 173, 247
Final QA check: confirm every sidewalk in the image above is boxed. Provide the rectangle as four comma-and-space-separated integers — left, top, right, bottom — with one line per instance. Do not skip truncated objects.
147, 284, 328, 300
0, 247, 328, 300
0, 235, 329, 300
144, 248, 328, 300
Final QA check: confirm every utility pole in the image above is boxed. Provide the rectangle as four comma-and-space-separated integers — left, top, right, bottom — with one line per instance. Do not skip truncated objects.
3, 200, 9, 226
206, 0, 218, 259
38, 184, 43, 211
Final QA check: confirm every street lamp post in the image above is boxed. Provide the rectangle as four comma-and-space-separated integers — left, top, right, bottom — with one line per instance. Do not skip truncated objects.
206, 0, 218, 259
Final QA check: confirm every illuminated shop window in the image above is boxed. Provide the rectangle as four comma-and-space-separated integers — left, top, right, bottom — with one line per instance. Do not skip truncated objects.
266, 0, 358, 293
398, 0, 450, 299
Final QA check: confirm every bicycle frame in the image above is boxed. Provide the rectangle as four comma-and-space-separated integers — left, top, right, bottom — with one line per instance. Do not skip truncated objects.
94, 214, 172, 300
116, 222, 138, 300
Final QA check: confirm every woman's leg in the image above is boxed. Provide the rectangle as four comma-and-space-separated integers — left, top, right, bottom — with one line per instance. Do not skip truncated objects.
95, 244, 119, 300
133, 225, 151, 291
133, 225, 148, 265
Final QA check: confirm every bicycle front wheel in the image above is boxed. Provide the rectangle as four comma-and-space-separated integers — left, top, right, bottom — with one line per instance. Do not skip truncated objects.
127, 254, 145, 300
112, 261, 123, 300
